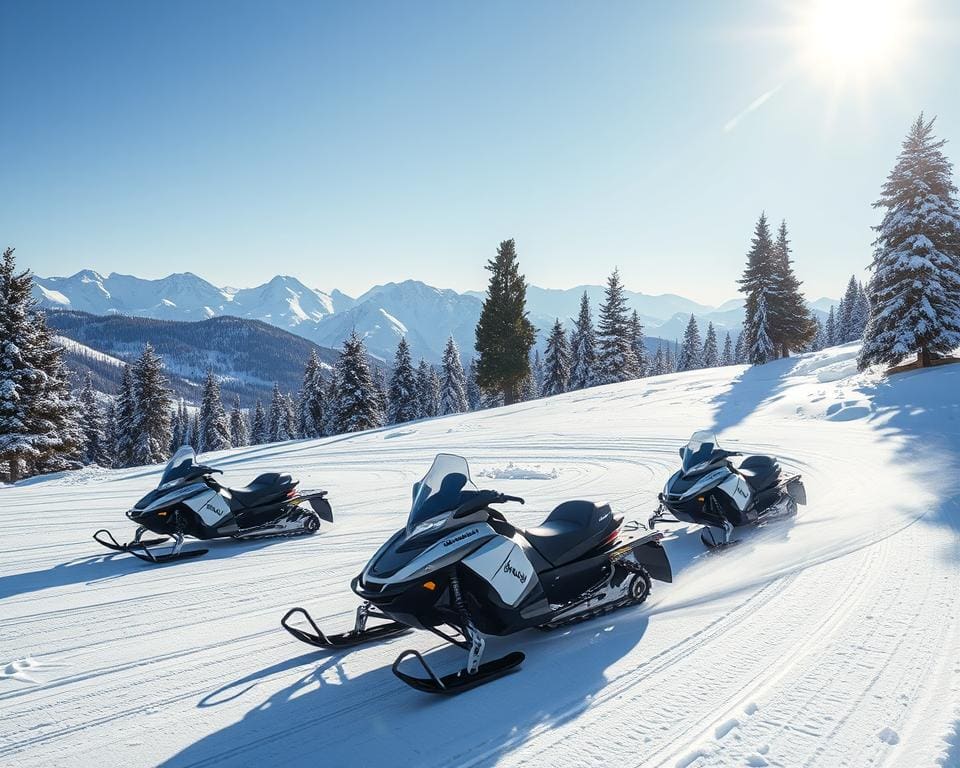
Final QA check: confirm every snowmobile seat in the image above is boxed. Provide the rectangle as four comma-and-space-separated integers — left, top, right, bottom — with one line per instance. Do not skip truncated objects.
737, 456, 780, 493
230, 473, 297, 508
522, 501, 619, 567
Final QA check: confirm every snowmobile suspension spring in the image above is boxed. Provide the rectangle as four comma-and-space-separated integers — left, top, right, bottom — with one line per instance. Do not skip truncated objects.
449, 573, 467, 612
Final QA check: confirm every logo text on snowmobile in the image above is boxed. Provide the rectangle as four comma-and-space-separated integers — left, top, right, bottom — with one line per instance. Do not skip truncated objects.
502, 559, 528, 584
442, 529, 479, 547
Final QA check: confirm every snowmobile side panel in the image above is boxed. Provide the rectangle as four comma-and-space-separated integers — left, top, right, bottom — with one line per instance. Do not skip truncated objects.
462, 538, 537, 607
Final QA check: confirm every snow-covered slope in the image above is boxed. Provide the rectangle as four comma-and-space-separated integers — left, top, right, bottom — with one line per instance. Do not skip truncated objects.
2, 348, 958, 768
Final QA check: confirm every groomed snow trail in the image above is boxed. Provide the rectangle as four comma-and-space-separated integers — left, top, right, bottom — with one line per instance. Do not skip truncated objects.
1, 344, 958, 768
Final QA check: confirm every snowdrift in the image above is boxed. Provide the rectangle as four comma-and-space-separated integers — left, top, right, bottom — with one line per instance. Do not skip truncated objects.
1, 343, 958, 767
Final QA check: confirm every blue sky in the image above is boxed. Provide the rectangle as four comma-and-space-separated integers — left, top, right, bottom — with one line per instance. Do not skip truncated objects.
2, 0, 958, 304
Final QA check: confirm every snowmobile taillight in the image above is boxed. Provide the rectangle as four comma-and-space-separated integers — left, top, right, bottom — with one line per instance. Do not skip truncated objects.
286, 489, 296, 498
422, 581, 437, 591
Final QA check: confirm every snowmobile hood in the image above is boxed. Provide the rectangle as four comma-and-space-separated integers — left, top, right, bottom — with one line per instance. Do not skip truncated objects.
663, 467, 729, 502
129, 480, 210, 515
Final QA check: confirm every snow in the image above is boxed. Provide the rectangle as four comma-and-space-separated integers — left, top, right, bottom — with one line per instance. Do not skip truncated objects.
1, 344, 959, 767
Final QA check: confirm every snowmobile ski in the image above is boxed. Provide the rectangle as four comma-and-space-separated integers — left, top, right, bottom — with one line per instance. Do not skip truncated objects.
281, 605, 412, 649
93, 528, 170, 553
392, 648, 525, 695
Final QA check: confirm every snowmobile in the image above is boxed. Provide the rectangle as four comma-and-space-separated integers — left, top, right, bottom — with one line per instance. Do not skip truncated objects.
94, 446, 333, 563
648, 431, 806, 549
281, 453, 672, 695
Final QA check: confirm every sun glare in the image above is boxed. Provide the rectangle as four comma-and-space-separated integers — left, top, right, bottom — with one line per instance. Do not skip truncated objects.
796, 0, 912, 80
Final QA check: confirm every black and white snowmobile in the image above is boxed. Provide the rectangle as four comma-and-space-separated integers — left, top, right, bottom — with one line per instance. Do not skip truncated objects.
281, 453, 672, 694
649, 431, 806, 549
94, 446, 333, 563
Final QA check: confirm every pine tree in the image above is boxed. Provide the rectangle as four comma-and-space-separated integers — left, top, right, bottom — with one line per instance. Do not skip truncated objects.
651, 343, 666, 376
769, 220, 814, 355
596, 269, 640, 383
466, 359, 482, 411
323, 370, 341, 435
521, 353, 540, 401
721, 332, 734, 366
332, 331, 383, 433
387, 337, 420, 424
79, 372, 108, 466
629, 310, 647, 377
189, 411, 201, 451
371, 367, 388, 422
851, 282, 870, 341
299, 350, 327, 438
113, 365, 137, 467
569, 292, 598, 390
738, 213, 779, 364
532, 350, 545, 394
169, 398, 183, 452
749, 293, 776, 364
860, 115, 960, 369
734, 331, 747, 364
229, 394, 248, 447
678, 315, 703, 371
250, 399, 268, 444
542, 319, 571, 396
665, 341, 676, 372
474, 239, 536, 404
415, 360, 436, 418
839, 275, 860, 342
198, 369, 230, 453
269, 383, 287, 442
439, 337, 468, 415
811, 316, 826, 352
825, 306, 837, 346
283, 393, 298, 439
702, 322, 720, 368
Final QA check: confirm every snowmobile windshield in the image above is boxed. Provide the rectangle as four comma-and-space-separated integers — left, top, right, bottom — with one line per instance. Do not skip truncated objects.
158, 446, 201, 489
407, 454, 478, 535
681, 431, 721, 475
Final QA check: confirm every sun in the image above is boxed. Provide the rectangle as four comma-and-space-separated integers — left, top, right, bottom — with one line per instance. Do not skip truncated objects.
795, 0, 913, 80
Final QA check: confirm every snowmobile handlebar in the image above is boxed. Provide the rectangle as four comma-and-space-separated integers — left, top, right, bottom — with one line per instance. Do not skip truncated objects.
452, 490, 525, 518
496, 494, 525, 505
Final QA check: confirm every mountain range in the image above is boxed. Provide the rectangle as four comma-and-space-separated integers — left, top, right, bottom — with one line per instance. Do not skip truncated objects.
33, 270, 837, 363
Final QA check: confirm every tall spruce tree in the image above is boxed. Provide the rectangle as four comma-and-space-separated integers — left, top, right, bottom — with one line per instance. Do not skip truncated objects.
474, 239, 535, 404
415, 360, 438, 418
678, 315, 703, 371
721, 332, 734, 366
629, 310, 647, 378
839, 276, 860, 342
861, 115, 960, 368
332, 331, 383, 433
702, 322, 720, 368
299, 350, 327, 439
825, 306, 837, 346
569, 291, 598, 390
542, 318, 571, 396
113, 365, 137, 467
596, 269, 640, 383
739, 213, 779, 363
734, 331, 747, 364
811, 317, 826, 352
466, 359, 482, 411
130, 344, 172, 465
229, 394, 248, 447
198, 369, 230, 453
769, 220, 814, 355
250, 399, 268, 444
268, 383, 286, 442
651, 343, 666, 376
79, 372, 108, 466
439, 337, 468, 415
387, 337, 420, 424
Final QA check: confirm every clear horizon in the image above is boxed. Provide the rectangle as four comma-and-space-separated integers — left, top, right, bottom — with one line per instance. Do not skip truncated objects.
3, 0, 958, 304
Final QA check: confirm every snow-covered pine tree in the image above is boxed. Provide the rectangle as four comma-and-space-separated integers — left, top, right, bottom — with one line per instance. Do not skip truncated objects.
721, 332, 734, 366
189, 411, 201, 451
651, 342, 665, 376
198, 369, 230, 453
268, 383, 285, 442
415, 360, 437, 418
466, 359, 482, 411
738, 213, 779, 364
79, 372, 109, 466
839, 276, 860, 343
542, 318, 571, 396
387, 337, 419, 424
283, 393, 298, 439
250, 399, 268, 444
474, 239, 536, 404
701, 322, 719, 368
768, 220, 814, 355
568, 292, 597, 390
169, 399, 183, 452
734, 331, 746, 364
229, 394, 248, 447
332, 331, 384, 433
835, 297, 847, 343
113, 365, 137, 467
851, 282, 870, 341
0, 247, 34, 481
129, 344, 172, 466
371, 367, 388, 421
629, 310, 647, 378
521, 352, 540, 401
825, 306, 837, 346
860, 115, 960, 369
299, 350, 326, 438
596, 269, 640, 383
749, 293, 776, 364
812, 317, 826, 351
665, 341, 676, 372
677, 315, 703, 371
439, 337, 468, 415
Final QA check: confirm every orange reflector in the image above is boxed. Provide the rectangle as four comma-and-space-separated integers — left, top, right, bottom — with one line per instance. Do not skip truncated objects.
697, 496, 705, 503
423, 581, 436, 591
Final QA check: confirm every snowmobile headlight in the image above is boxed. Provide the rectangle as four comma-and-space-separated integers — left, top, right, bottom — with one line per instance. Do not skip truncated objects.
410, 517, 446, 538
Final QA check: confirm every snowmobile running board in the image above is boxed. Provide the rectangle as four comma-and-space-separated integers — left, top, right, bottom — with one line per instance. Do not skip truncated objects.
392, 649, 525, 695
280, 607, 412, 649
93, 528, 169, 552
